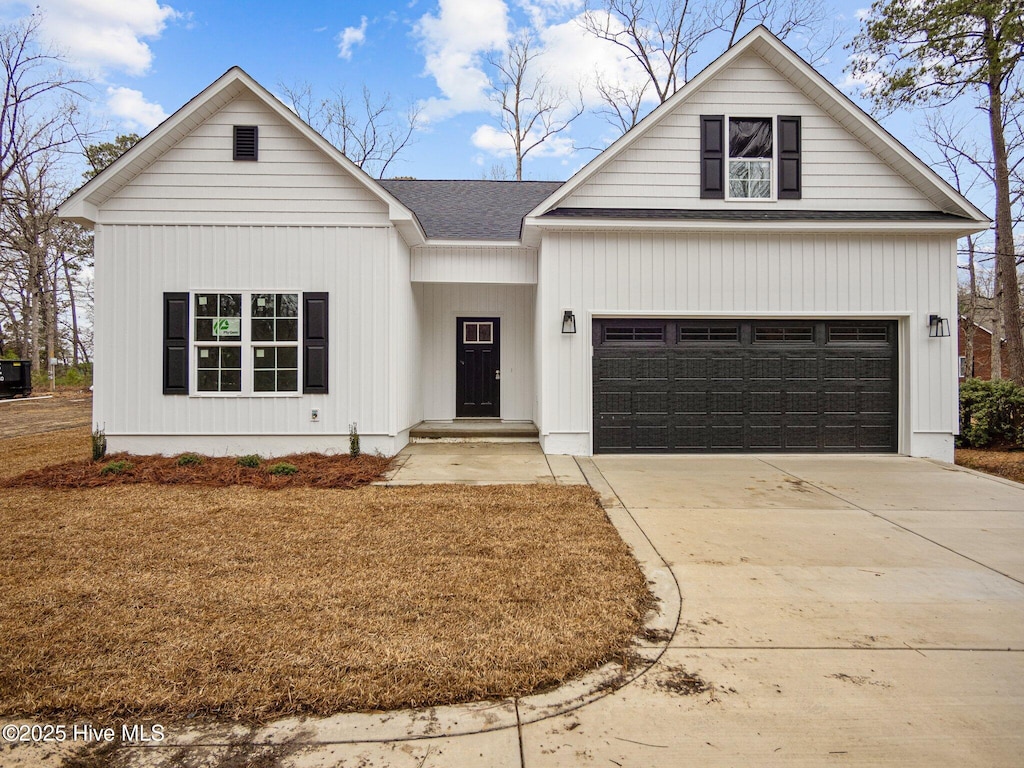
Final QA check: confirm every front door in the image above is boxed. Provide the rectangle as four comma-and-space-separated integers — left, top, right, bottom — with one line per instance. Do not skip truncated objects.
456, 317, 500, 417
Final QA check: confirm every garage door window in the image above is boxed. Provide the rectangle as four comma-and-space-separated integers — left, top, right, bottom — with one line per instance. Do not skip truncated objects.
602, 324, 665, 343
827, 325, 889, 343
678, 325, 740, 343
753, 325, 814, 343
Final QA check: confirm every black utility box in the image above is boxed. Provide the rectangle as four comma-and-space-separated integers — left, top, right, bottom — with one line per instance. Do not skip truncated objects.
0, 360, 32, 399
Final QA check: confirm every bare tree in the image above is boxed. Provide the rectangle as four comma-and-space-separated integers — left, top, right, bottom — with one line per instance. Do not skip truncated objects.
580, 0, 713, 107
850, 0, 1024, 383
487, 30, 584, 181
279, 82, 420, 179
593, 75, 650, 134
1, 15, 82, 194
579, 0, 836, 133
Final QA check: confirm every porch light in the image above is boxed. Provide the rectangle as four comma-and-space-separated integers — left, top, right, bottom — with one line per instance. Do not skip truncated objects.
561, 310, 577, 334
928, 314, 950, 338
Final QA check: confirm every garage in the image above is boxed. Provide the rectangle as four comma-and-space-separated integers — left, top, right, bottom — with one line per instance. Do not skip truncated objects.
593, 319, 898, 453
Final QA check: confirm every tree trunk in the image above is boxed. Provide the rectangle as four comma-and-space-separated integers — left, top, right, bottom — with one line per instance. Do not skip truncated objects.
988, 58, 1024, 383
62, 255, 80, 366
963, 236, 977, 377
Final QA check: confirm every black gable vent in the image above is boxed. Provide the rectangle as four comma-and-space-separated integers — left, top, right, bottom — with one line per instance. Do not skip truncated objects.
233, 125, 258, 160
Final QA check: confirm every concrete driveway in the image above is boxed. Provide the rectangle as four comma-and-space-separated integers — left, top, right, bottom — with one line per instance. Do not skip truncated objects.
523, 454, 1024, 767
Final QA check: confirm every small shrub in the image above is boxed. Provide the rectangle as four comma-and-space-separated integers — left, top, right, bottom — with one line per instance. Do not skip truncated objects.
267, 462, 298, 476
91, 426, 107, 461
176, 453, 204, 467
349, 422, 361, 458
236, 454, 261, 468
100, 460, 133, 476
958, 378, 1024, 448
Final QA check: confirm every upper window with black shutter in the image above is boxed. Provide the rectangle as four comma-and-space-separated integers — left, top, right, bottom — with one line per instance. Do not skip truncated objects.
728, 117, 772, 199
701, 114, 802, 201
233, 125, 258, 161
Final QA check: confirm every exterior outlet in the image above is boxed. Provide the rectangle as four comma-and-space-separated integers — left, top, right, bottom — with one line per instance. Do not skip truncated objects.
310, 409, 320, 423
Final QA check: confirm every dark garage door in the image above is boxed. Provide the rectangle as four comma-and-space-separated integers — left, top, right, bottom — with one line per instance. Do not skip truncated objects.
593, 319, 898, 453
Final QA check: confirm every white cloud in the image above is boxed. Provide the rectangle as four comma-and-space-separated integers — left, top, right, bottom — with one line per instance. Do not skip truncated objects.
106, 86, 168, 132
414, 2, 653, 127
471, 123, 575, 158
29, 0, 179, 76
337, 16, 368, 60
414, 0, 510, 120
536, 12, 653, 110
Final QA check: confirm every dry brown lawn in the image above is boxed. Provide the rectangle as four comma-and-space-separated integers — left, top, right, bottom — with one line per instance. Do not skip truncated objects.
956, 448, 1024, 485
0, 424, 650, 724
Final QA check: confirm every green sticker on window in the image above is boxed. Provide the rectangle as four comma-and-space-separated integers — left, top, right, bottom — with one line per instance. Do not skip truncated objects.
212, 317, 240, 338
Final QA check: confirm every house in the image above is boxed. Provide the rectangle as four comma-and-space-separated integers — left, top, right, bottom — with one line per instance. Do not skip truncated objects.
958, 318, 1011, 380
57, 27, 988, 462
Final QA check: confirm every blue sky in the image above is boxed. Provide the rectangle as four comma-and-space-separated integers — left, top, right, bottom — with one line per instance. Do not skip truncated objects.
0, 0, 984, 203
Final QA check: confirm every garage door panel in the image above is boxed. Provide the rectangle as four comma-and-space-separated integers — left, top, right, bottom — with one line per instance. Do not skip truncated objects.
594, 319, 897, 454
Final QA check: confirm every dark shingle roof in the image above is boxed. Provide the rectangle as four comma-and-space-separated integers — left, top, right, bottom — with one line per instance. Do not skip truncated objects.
379, 179, 563, 240
542, 208, 972, 222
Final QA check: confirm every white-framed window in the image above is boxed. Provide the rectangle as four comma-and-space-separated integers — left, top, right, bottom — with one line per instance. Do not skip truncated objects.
463, 321, 494, 344
192, 291, 300, 396
727, 117, 773, 200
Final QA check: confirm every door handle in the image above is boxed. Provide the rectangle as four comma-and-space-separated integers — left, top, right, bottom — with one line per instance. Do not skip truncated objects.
495, 369, 501, 380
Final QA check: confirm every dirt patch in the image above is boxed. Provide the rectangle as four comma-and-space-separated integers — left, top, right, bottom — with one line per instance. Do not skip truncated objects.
3, 451, 392, 490
0, 482, 651, 723
956, 448, 1024, 485
0, 390, 92, 438
654, 665, 712, 696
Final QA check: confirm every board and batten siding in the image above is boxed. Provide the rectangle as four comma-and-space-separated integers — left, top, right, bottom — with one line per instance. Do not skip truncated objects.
536, 230, 958, 460
95, 96, 390, 226
94, 223, 417, 455
414, 283, 536, 422
561, 51, 935, 212
411, 244, 537, 284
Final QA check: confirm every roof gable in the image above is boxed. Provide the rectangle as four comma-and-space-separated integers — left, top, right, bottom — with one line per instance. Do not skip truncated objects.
527, 27, 988, 225
59, 67, 425, 243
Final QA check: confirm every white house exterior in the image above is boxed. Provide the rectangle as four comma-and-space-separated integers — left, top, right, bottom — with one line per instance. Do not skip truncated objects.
59, 27, 988, 462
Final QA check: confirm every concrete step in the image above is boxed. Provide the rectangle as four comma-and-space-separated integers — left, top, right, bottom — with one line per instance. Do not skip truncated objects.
409, 419, 539, 441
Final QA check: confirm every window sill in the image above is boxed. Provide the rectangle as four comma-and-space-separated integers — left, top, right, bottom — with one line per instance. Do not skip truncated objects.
188, 392, 304, 399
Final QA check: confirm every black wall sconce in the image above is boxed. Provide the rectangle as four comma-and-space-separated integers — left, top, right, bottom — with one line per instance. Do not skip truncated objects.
561, 310, 577, 334
928, 314, 950, 338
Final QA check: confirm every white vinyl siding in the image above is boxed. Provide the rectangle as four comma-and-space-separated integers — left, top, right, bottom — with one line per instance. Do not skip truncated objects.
535, 230, 958, 458
561, 51, 935, 212
92, 224, 410, 448
411, 244, 537, 284
414, 283, 536, 422
97, 96, 390, 226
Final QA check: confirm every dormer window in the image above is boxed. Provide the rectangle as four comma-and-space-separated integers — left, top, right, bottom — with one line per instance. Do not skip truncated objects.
700, 115, 801, 200
233, 125, 258, 160
728, 118, 772, 199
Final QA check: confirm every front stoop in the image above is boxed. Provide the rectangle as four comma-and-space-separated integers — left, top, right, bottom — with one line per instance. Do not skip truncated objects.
409, 419, 539, 441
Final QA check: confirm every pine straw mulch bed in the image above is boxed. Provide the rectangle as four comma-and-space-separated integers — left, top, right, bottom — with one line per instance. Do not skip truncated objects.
955, 448, 1024, 485
1, 451, 393, 490
0, 482, 651, 724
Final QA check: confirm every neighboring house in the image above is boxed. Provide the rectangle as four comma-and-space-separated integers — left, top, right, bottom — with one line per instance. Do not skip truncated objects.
958, 319, 1011, 380
58, 27, 988, 462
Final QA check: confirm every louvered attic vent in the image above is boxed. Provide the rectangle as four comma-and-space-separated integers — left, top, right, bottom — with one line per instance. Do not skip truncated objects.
233, 125, 258, 160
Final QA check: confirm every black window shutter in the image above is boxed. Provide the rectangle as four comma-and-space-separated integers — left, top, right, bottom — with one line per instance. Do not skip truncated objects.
303, 292, 328, 394
778, 116, 801, 199
163, 292, 189, 395
233, 125, 258, 160
700, 115, 725, 199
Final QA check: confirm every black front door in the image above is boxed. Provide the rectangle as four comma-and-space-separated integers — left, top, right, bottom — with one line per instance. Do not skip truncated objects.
456, 317, 500, 417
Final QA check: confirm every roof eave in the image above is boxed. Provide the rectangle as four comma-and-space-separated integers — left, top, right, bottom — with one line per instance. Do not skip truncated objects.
524, 215, 988, 237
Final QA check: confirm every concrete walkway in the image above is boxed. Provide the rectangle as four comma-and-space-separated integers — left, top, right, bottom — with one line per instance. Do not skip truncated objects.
7, 450, 1024, 767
